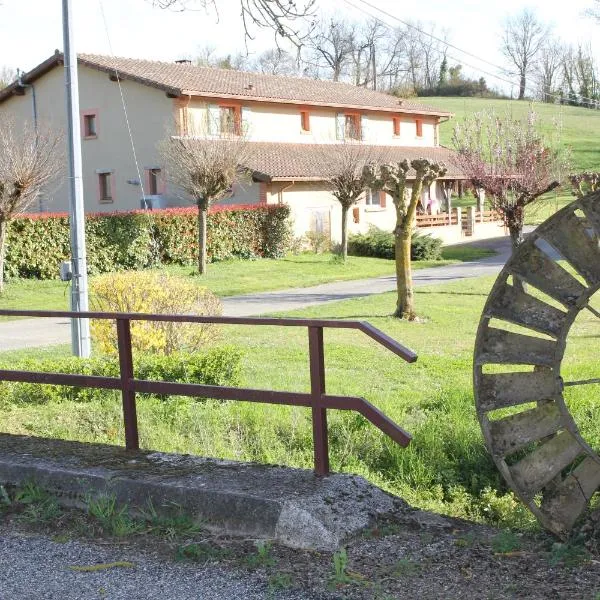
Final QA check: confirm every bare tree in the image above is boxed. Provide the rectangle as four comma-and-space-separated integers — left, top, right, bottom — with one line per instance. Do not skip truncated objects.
534, 38, 565, 102
364, 159, 446, 320
321, 143, 380, 261
160, 133, 251, 274
307, 18, 355, 82
0, 121, 63, 291
452, 110, 566, 253
253, 48, 298, 75
501, 9, 548, 100
149, 0, 315, 48
0, 66, 16, 89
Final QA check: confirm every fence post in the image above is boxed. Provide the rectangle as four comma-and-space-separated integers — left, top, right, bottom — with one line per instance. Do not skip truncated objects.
116, 318, 139, 450
308, 326, 329, 476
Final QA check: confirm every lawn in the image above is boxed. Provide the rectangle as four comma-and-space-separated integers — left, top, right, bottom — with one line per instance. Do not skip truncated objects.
424, 96, 600, 172
2, 272, 596, 530
0, 246, 493, 313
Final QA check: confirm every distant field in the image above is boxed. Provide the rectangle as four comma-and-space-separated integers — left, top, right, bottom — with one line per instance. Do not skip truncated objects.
423, 96, 600, 172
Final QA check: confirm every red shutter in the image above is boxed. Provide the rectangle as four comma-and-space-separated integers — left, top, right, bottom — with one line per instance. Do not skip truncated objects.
393, 117, 400, 136
416, 119, 423, 137
301, 111, 310, 132
352, 207, 360, 223
379, 191, 387, 208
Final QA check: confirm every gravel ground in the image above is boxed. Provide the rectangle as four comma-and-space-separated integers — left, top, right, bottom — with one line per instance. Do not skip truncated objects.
0, 532, 321, 600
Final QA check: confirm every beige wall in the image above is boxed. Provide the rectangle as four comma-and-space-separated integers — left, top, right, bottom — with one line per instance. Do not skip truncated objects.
184, 97, 438, 147
0, 64, 177, 213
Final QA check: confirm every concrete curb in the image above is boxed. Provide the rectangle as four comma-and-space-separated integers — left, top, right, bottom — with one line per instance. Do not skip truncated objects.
0, 434, 404, 550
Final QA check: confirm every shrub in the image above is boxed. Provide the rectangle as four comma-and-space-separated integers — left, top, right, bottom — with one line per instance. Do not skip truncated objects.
305, 231, 331, 254
90, 271, 222, 355
4, 204, 292, 280
348, 226, 443, 261
0, 348, 242, 407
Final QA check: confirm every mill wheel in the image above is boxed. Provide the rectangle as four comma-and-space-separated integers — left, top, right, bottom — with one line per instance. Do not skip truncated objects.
474, 192, 600, 537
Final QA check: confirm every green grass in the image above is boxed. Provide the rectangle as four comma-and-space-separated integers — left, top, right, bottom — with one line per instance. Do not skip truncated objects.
0, 248, 491, 313
10, 273, 598, 529
424, 96, 600, 172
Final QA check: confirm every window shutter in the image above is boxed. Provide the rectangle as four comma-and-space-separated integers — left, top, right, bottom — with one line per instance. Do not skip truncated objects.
379, 191, 387, 208
241, 106, 251, 136
207, 104, 220, 135
335, 113, 345, 140
360, 115, 368, 141
353, 207, 360, 223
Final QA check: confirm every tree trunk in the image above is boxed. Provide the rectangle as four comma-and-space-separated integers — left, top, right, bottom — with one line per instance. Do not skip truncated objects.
508, 220, 527, 293
341, 204, 349, 262
197, 204, 208, 275
0, 218, 6, 294
518, 71, 526, 100
394, 229, 414, 319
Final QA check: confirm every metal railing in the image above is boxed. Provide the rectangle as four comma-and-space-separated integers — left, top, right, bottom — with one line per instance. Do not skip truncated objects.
0, 310, 417, 476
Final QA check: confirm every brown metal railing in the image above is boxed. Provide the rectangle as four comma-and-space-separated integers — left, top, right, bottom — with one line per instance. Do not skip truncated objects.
0, 310, 417, 476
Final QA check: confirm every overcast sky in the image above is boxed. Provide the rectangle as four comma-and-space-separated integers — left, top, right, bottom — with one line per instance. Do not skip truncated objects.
1, 0, 599, 94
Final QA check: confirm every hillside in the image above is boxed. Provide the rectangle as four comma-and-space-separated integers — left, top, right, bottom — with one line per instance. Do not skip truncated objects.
422, 96, 600, 172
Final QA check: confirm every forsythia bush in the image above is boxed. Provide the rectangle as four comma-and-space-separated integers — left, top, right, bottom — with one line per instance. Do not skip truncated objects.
4, 204, 292, 280
90, 271, 222, 355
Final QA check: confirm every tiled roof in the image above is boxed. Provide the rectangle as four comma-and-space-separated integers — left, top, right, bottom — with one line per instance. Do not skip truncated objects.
0, 52, 452, 117
242, 142, 464, 180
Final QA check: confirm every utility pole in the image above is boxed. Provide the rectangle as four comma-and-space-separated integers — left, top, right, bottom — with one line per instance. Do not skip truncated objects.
62, 0, 91, 357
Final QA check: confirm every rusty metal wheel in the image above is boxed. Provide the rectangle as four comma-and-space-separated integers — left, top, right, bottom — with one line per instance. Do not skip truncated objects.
474, 191, 600, 537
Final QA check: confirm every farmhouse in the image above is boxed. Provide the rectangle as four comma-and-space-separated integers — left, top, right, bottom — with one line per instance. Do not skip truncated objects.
0, 51, 475, 242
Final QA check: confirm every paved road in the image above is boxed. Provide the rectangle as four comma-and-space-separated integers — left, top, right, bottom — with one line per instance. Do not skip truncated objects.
0, 236, 512, 351
0, 531, 317, 600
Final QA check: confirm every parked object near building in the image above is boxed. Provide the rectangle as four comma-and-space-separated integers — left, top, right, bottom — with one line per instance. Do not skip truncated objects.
0, 52, 500, 243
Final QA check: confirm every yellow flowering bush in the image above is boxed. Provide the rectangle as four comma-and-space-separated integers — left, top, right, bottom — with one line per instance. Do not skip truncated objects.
90, 271, 222, 355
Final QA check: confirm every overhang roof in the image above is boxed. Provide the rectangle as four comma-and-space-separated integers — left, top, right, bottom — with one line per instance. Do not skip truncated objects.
0, 52, 453, 118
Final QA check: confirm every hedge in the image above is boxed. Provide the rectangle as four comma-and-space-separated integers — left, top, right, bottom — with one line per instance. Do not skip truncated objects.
4, 204, 292, 280
348, 226, 443, 261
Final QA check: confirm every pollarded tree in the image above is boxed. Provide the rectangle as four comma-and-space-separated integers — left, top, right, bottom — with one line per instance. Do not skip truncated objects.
452, 110, 566, 251
160, 134, 250, 274
0, 120, 62, 292
363, 158, 446, 320
322, 142, 380, 261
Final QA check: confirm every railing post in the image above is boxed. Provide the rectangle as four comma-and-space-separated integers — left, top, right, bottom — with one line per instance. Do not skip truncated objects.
308, 326, 329, 476
116, 318, 139, 450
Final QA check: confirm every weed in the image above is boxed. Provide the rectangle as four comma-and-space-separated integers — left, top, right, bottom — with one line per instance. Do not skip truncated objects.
246, 540, 276, 569
13, 482, 62, 524
329, 548, 357, 587
267, 572, 294, 592
175, 542, 231, 562
394, 558, 421, 577
549, 540, 589, 569
0, 484, 11, 509
138, 500, 203, 540
491, 530, 521, 554
455, 532, 478, 548
86, 494, 142, 537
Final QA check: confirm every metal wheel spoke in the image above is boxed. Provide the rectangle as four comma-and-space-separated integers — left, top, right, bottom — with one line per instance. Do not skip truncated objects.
585, 304, 600, 320
563, 377, 600, 387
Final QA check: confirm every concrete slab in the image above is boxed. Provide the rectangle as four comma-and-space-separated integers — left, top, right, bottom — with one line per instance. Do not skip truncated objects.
0, 434, 404, 551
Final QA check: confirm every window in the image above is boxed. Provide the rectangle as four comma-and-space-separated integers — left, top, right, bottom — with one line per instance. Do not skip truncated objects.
219, 105, 241, 135
415, 118, 423, 137
393, 117, 401, 137
365, 189, 386, 208
97, 171, 113, 203
345, 114, 361, 140
300, 110, 310, 132
82, 110, 98, 139
147, 168, 161, 195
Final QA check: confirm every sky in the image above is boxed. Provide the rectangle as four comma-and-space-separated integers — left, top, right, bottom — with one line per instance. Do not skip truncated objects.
1, 0, 599, 94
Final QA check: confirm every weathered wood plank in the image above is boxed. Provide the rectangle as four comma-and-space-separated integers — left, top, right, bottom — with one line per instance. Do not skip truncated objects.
487, 283, 567, 338
476, 327, 557, 367
507, 245, 586, 307
542, 212, 600, 286
509, 431, 583, 499
541, 456, 600, 533
489, 403, 562, 456
478, 371, 558, 411
578, 193, 600, 237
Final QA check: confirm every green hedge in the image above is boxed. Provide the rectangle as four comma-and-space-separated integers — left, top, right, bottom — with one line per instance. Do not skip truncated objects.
348, 226, 443, 261
5, 204, 292, 280
0, 346, 242, 406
